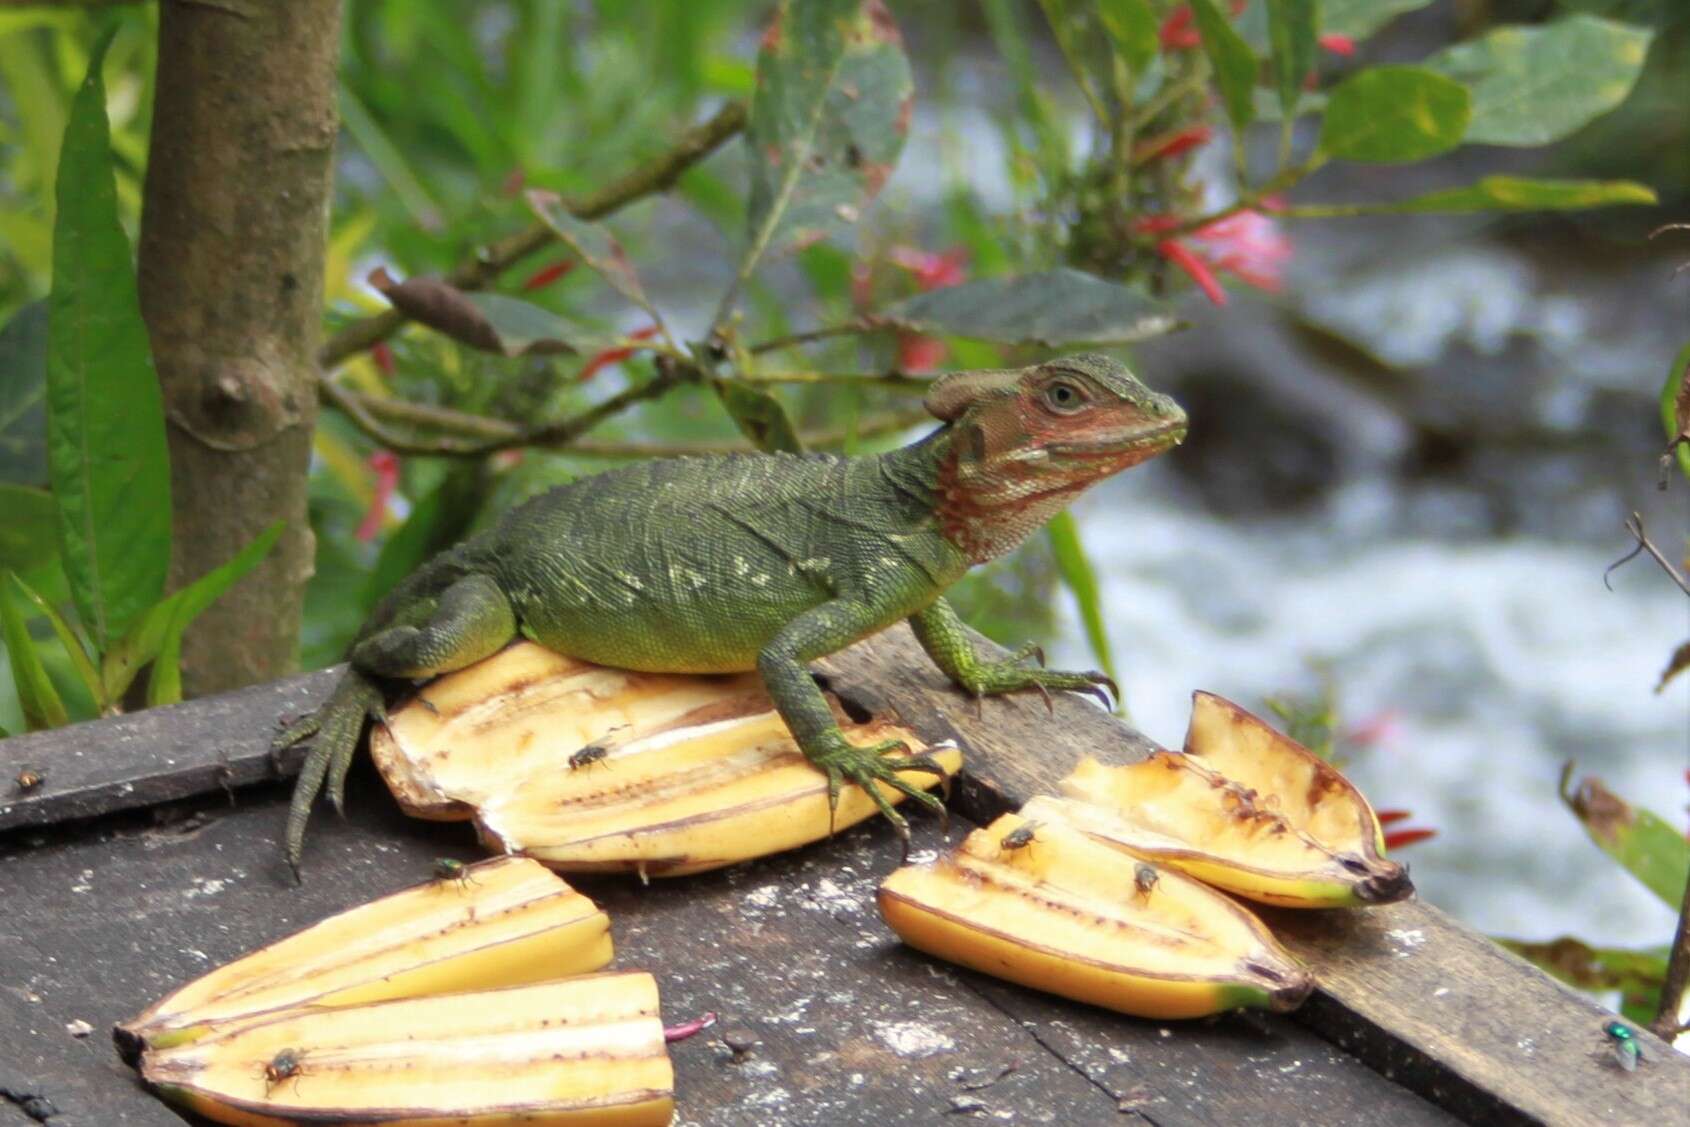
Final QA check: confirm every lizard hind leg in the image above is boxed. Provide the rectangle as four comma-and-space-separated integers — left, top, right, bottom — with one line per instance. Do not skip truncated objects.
282, 573, 517, 879
278, 670, 384, 881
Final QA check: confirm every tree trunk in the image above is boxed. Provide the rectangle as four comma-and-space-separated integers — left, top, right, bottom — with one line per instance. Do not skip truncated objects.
138, 0, 342, 697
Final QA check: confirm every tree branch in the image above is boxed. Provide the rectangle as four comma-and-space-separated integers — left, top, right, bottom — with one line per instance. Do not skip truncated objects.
321, 373, 685, 458
747, 320, 875, 354
1652, 863, 1690, 1042
742, 369, 930, 392
317, 99, 747, 369
326, 375, 928, 460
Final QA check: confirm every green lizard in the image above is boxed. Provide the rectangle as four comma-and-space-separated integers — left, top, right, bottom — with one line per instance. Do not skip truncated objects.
278, 353, 1186, 874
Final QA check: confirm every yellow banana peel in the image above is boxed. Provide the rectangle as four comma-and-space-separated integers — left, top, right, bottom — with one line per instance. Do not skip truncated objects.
1048, 756, 1409, 909
1184, 690, 1397, 861
140, 972, 673, 1127
371, 642, 959, 878
878, 813, 1312, 1019
117, 857, 612, 1055
1040, 690, 1409, 908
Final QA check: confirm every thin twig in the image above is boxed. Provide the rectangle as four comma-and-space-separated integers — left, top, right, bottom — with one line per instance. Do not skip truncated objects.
571, 408, 930, 458
318, 100, 747, 369
743, 369, 930, 392
747, 321, 874, 354
323, 374, 683, 458
1604, 512, 1690, 596
1652, 861, 1690, 1042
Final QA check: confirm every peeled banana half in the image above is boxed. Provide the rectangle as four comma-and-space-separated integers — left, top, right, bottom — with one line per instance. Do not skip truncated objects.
117, 857, 612, 1056
879, 813, 1313, 1020
140, 973, 674, 1127
370, 641, 960, 878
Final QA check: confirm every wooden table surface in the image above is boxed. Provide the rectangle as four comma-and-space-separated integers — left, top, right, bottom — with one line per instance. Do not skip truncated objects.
2, 628, 1683, 1126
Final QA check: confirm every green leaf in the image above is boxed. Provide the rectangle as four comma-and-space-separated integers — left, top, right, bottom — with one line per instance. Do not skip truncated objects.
46, 29, 172, 650
526, 191, 662, 323
741, 0, 912, 266
1426, 15, 1653, 147
1253, 87, 1325, 121
1660, 342, 1690, 482
1561, 765, 1690, 909
1318, 65, 1470, 162
1265, 0, 1317, 123
102, 521, 284, 704
0, 573, 67, 730
714, 381, 802, 454
366, 268, 610, 357
0, 300, 49, 487
1357, 176, 1658, 214
1046, 512, 1117, 708
1320, 0, 1432, 40
9, 571, 100, 711
0, 485, 57, 578
1190, 0, 1257, 131
1098, 0, 1158, 79
874, 269, 1181, 347
1496, 935, 1666, 997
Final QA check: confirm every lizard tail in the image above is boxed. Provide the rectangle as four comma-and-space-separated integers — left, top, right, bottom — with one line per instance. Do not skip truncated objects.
280, 670, 385, 880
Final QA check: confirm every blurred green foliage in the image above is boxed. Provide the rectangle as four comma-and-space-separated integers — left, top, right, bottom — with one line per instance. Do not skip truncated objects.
0, 0, 1675, 732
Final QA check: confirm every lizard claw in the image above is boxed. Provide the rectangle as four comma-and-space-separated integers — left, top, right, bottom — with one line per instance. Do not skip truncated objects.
1083, 673, 1119, 710
281, 672, 384, 880
811, 736, 948, 849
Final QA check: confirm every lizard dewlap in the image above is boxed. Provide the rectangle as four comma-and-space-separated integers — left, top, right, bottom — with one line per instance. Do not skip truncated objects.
139, 973, 673, 1127
370, 642, 960, 877
878, 814, 1312, 1019
116, 857, 612, 1056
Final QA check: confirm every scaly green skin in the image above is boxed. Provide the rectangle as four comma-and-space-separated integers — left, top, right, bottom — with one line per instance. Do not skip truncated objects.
279, 354, 1186, 875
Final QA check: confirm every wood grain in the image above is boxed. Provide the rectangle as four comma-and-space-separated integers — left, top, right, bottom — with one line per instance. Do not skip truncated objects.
4, 628, 1680, 1125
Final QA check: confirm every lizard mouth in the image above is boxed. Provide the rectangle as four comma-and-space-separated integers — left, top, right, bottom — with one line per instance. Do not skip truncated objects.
1048, 419, 1187, 459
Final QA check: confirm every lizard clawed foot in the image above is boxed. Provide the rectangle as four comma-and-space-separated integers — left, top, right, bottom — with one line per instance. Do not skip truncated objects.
814, 735, 951, 858
959, 654, 1117, 714
277, 672, 385, 882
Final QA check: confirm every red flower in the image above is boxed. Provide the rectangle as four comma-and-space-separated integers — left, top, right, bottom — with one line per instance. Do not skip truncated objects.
1159, 7, 1199, 50
369, 340, 396, 377
1383, 827, 1437, 851
1374, 807, 1437, 850
521, 259, 576, 292
885, 245, 970, 372
1158, 240, 1228, 306
888, 245, 969, 291
577, 324, 661, 382
1318, 33, 1356, 57
1133, 124, 1215, 165
1140, 211, 1291, 307
356, 450, 401, 542
897, 333, 949, 374
1159, 1, 1246, 50
1186, 209, 1294, 295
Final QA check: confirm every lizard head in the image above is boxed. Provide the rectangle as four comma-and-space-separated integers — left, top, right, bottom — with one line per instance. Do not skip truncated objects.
925, 353, 1187, 562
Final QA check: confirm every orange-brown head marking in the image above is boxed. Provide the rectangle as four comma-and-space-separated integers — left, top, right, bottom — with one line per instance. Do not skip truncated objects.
927, 354, 1186, 563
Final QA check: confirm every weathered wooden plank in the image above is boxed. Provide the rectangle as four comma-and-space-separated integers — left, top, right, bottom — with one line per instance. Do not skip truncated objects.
0, 668, 339, 832
0, 775, 1451, 1125
7, 629, 1680, 1124
817, 626, 1690, 1127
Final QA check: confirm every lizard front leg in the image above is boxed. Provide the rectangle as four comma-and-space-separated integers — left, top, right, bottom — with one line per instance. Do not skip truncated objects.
910, 597, 1115, 712
277, 573, 517, 878
758, 600, 951, 847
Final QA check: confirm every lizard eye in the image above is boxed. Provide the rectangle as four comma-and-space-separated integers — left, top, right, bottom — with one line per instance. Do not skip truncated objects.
1043, 380, 1086, 413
